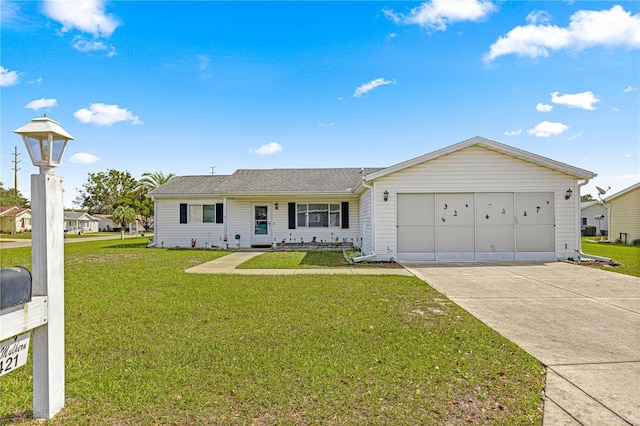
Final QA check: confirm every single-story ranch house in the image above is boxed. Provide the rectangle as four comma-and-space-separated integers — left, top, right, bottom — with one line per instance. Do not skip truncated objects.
0, 206, 32, 234
147, 137, 596, 261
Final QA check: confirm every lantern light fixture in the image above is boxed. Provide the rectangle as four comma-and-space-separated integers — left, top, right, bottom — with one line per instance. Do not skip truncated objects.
565, 188, 573, 200
383, 190, 389, 202
14, 115, 74, 174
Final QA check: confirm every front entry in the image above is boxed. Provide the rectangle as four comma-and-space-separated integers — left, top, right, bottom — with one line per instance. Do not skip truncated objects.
252, 205, 271, 245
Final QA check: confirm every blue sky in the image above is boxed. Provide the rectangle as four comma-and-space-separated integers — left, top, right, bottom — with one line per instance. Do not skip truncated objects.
1, 0, 638, 207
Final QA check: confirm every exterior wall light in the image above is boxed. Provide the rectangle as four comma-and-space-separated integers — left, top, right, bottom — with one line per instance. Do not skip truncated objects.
565, 188, 573, 200
383, 190, 389, 202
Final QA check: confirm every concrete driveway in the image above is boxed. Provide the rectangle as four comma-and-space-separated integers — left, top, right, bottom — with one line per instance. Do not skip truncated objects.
402, 261, 640, 426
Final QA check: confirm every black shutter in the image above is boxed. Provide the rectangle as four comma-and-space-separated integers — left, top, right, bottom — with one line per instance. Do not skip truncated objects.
341, 202, 349, 229
215, 203, 224, 224
288, 202, 296, 229
179, 203, 187, 224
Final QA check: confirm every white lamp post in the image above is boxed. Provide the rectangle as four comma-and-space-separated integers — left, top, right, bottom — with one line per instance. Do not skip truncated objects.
14, 115, 74, 418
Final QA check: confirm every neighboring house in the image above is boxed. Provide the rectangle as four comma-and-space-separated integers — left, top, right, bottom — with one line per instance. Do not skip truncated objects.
603, 182, 640, 244
64, 212, 99, 234
580, 201, 608, 236
0, 206, 32, 234
147, 136, 596, 261
94, 214, 117, 231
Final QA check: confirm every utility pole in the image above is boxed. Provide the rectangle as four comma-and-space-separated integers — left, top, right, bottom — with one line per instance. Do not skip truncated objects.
12, 145, 21, 191
210, 166, 215, 175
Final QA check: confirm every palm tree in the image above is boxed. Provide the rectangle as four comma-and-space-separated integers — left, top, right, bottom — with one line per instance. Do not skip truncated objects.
138, 171, 175, 190
112, 206, 137, 240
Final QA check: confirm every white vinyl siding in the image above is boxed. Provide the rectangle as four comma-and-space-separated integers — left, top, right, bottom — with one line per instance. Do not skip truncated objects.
359, 189, 373, 255
608, 188, 640, 244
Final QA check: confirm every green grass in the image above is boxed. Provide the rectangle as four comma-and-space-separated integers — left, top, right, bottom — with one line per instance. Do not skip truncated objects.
0, 240, 544, 424
581, 238, 640, 277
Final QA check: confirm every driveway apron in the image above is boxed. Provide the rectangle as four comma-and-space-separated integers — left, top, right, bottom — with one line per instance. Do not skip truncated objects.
402, 261, 640, 426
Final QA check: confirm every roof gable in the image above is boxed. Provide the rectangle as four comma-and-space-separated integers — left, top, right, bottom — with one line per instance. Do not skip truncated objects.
147, 175, 230, 197
604, 182, 640, 202
364, 136, 595, 182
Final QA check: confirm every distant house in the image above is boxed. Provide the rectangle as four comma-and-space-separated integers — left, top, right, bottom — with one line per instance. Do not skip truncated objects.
94, 214, 117, 231
580, 201, 607, 236
604, 182, 640, 244
0, 206, 32, 234
148, 136, 596, 261
64, 212, 99, 234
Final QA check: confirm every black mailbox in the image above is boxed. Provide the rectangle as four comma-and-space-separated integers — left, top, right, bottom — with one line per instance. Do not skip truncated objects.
0, 266, 32, 310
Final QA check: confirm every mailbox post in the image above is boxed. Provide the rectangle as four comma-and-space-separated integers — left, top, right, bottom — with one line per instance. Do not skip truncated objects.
13, 116, 74, 419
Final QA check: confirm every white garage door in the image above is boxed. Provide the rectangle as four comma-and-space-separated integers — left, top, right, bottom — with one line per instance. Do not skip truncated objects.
397, 193, 555, 261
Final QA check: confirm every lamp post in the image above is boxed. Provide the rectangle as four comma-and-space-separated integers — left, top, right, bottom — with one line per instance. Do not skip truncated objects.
13, 116, 74, 418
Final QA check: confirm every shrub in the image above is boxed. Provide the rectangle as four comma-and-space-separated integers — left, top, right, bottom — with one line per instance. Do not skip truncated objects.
631, 239, 640, 246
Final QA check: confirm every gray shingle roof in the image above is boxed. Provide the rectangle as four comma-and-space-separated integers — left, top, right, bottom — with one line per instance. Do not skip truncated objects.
146, 175, 230, 196
146, 168, 383, 197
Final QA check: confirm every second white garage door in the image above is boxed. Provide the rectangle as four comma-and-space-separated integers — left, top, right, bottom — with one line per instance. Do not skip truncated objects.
397, 193, 555, 261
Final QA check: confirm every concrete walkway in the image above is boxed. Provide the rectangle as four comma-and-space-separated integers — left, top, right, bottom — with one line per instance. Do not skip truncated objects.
185, 251, 413, 275
402, 261, 640, 426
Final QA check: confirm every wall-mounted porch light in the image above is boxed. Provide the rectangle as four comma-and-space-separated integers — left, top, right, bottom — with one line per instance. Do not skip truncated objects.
565, 188, 573, 200
383, 190, 389, 202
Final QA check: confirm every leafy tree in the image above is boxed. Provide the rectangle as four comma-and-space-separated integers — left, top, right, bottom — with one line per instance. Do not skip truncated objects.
112, 205, 136, 240
138, 171, 175, 190
75, 169, 138, 214
0, 182, 29, 207
581, 194, 596, 202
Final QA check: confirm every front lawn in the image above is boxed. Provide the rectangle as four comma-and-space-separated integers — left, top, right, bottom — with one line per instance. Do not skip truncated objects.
236, 251, 352, 269
0, 240, 544, 424
581, 238, 640, 277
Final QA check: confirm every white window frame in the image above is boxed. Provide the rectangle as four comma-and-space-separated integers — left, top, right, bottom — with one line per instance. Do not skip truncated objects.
296, 203, 341, 228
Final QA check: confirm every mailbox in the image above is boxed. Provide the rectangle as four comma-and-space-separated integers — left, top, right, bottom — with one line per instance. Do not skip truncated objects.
0, 267, 32, 310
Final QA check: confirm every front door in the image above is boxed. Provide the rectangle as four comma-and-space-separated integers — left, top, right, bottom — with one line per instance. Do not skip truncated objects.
252, 205, 270, 245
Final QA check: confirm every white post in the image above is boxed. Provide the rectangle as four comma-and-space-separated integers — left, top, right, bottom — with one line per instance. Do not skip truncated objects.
30, 173, 65, 418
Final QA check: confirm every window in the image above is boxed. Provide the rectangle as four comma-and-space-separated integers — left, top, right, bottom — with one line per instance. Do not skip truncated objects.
181, 203, 223, 224
296, 203, 340, 228
582, 217, 587, 225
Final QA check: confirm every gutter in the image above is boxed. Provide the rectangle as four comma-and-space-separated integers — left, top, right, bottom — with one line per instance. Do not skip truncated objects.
575, 179, 611, 263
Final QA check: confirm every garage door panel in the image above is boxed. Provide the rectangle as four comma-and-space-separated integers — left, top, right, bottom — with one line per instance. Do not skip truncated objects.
476, 193, 514, 225
476, 225, 515, 252
436, 225, 474, 252
517, 224, 555, 252
516, 193, 554, 224
397, 226, 435, 252
398, 194, 434, 225
437, 193, 474, 226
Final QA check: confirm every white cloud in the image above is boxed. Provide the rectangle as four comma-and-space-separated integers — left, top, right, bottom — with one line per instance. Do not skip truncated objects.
69, 152, 100, 164
29, 76, 43, 84
0, 66, 20, 86
354, 78, 394, 98
504, 129, 522, 137
384, 0, 496, 31
318, 123, 335, 127
527, 121, 569, 138
25, 98, 58, 110
624, 85, 637, 93
74, 103, 142, 126
536, 103, 553, 112
612, 107, 621, 112
485, 5, 640, 62
73, 37, 116, 56
249, 142, 283, 156
43, 0, 120, 38
526, 10, 552, 25
551, 91, 599, 110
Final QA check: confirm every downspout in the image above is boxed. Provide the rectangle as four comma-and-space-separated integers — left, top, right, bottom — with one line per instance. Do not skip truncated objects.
146, 197, 157, 248
353, 178, 376, 262
223, 197, 228, 249
576, 179, 611, 262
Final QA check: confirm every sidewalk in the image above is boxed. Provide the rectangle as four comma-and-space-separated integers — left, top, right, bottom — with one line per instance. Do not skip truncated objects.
185, 251, 413, 276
